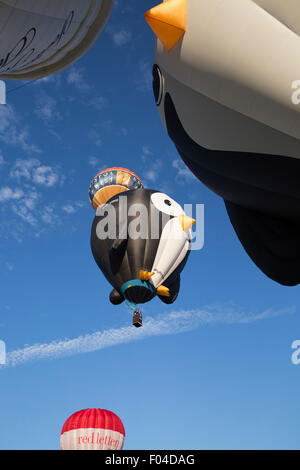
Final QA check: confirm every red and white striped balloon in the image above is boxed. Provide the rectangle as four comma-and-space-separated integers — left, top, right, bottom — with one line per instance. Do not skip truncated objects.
60, 409, 125, 450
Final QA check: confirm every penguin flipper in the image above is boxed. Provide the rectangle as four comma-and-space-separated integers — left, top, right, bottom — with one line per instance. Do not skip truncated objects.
108, 213, 128, 255
109, 289, 124, 305
109, 237, 128, 255
158, 276, 180, 304
225, 200, 300, 286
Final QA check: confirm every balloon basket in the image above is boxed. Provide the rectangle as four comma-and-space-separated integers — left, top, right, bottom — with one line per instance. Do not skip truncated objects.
132, 309, 143, 328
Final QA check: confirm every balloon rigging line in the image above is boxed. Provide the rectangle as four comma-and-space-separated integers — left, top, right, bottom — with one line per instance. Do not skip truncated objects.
7, 78, 43, 94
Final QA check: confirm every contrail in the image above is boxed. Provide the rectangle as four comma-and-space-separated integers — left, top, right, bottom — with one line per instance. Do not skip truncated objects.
1, 305, 294, 369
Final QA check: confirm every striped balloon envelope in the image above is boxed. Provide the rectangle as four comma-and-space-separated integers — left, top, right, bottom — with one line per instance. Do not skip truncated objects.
60, 409, 125, 450
89, 167, 144, 210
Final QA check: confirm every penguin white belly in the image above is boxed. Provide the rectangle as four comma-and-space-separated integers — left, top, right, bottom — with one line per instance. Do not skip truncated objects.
253, 0, 300, 35
150, 218, 191, 288
159, 69, 300, 159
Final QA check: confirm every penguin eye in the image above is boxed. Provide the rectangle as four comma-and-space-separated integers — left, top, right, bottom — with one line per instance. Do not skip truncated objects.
152, 64, 164, 106
151, 192, 183, 216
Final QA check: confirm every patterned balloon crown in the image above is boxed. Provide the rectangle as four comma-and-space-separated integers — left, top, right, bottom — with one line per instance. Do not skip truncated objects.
89, 167, 144, 210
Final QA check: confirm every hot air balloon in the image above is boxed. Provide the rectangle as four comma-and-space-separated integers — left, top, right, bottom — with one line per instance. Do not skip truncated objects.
0, 0, 114, 80
90, 169, 195, 326
89, 167, 144, 210
60, 409, 125, 450
145, 0, 300, 286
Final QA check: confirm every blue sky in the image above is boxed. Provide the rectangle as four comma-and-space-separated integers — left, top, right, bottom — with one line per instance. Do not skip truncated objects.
0, 0, 300, 450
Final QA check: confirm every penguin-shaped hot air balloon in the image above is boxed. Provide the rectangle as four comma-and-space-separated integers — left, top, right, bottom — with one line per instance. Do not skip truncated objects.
90, 168, 195, 326
0, 0, 113, 80
145, 0, 300, 286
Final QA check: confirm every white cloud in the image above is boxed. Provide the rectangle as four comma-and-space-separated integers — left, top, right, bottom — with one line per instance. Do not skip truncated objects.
136, 61, 152, 92
89, 96, 108, 111
0, 306, 294, 369
144, 170, 157, 182
35, 93, 62, 123
99, 120, 113, 131
141, 146, 153, 163
75, 201, 86, 209
0, 104, 41, 154
10, 159, 59, 188
172, 159, 197, 182
0, 159, 71, 236
12, 203, 37, 226
9, 189, 39, 226
41, 205, 58, 225
142, 146, 152, 156
88, 129, 102, 147
5, 262, 14, 271
62, 204, 76, 214
0, 187, 24, 202
89, 159, 108, 174
33, 166, 58, 187
67, 67, 91, 93
33, 74, 61, 87
24, 191, 39, 210
89, 156, 100, 167
10, 158, 38, 180
62, 201, 86, 214
112, 29, 132, 46
142, 157, 162, 184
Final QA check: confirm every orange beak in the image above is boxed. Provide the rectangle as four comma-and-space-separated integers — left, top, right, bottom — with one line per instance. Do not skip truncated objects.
144, 0, 187, 52
178, 214, 195, 231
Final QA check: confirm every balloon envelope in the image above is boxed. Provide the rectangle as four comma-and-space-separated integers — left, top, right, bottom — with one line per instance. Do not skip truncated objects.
89, 167, 144, 210
60, 409, 125, 450
0, 0, 113, 80
91, 189, 193, 309
147, 0, 300, 285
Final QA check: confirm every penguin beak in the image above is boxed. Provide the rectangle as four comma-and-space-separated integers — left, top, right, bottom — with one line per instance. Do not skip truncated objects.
144, 0, 186, 52
178, 214, 195, 231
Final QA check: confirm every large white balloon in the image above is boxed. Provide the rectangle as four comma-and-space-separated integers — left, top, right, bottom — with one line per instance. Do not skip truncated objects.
0, 0, 114, 80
